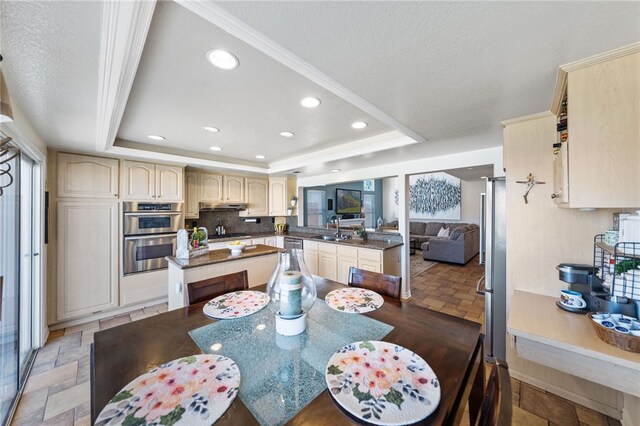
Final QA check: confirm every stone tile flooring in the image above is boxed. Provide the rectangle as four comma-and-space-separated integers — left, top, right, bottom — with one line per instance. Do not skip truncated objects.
409, 252, 621, 426
9, 257, 622, 425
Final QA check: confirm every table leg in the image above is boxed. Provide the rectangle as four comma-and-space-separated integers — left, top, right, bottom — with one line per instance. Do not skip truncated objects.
468, 339, 485, 424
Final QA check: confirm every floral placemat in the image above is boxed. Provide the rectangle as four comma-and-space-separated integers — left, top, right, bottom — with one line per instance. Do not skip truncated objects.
326, 341, 440, 425
95, 354, 240, 426
203, 291, 270, 319
325, 287, 384, 313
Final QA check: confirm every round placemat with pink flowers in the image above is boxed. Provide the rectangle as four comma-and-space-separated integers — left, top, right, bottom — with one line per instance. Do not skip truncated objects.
325, 341, 440, 425
325, 287, 384, 313
95, 354, 240, 426
203, 290, 270, 319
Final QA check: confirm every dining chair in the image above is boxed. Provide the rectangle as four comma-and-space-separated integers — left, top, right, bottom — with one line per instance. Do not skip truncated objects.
477, 358, 512, 426
347, 267, 402, 299
187, 270, 249, 305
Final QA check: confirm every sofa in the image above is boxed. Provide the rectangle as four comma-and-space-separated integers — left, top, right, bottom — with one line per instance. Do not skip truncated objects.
420, 223, 480, 265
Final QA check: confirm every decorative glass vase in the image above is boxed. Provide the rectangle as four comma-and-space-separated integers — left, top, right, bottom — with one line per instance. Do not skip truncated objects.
266, 249, 316, 335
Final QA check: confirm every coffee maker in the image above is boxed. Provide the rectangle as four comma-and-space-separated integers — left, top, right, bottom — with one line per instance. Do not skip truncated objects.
557, 263, 637, 316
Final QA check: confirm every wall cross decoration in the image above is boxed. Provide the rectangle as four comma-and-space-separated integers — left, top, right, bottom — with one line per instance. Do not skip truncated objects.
0, 135, 20, 197
516, 173, 546, 204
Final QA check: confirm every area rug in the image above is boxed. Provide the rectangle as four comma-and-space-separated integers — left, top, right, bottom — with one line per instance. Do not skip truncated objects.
410, 255, 437, 276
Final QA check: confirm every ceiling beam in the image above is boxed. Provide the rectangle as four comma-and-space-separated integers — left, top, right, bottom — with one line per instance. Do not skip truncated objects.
96, 0, 156, 152
175, 0, 428, 145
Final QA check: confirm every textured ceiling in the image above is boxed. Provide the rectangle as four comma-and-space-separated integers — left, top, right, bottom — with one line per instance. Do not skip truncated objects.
0, 0, 102, 150
1, 1, 639, 176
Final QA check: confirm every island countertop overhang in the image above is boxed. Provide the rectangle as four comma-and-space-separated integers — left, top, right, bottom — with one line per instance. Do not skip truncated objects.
166, 244, 283, 270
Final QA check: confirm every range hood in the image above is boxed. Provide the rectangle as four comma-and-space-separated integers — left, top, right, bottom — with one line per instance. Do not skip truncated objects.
199, 202, 248, 211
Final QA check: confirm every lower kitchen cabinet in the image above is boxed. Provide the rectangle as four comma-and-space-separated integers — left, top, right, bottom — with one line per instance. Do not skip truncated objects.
318, 243, 338, 281
57, 200, 119, 320
303, 240, 319, 275
120, 269, 167, 306
337, 246, 358, 284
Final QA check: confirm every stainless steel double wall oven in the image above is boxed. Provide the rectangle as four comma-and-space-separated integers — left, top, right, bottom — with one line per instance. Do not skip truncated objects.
123, 202, 183, 275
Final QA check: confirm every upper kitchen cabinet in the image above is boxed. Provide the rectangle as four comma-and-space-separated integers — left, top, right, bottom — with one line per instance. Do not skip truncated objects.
240, 178, 269, 217
200, 173, 223, 202
223, 175, 245, 203
57, 152, 119, 199
184, 170, 199, 219
122, 161, 183, 201
269, 177, 297, 216
550, 48, 639, 208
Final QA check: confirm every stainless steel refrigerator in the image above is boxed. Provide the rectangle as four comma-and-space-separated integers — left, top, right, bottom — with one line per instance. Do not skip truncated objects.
480, 177, 507, 362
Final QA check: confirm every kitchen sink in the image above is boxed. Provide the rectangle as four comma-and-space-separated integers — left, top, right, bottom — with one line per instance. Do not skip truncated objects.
311, 235, 337, 241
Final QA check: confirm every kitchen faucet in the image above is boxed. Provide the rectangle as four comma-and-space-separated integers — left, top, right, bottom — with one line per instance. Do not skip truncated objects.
334, 216, 340, 238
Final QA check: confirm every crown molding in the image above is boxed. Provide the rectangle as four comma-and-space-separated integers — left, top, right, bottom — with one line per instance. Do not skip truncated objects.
267, 131, 418, 174
175, 0, 427, 145
551, 42, 640, 114
500, 111, 555, 127
96, 1, 156, 152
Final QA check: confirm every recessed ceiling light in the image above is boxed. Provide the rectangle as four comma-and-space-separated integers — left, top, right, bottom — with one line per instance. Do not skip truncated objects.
255, 155, 266, 159
300, 97, 321, 108
206, 49, 239, 70
203, 126, 219, 133
351, 121, 367, 129
209, 146, 223, 151
331, 169, 341, 173
279, 131, 294, 138
147, 135, 165, 141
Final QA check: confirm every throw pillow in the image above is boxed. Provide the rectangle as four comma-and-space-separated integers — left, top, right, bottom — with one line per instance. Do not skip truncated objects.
437, 227, 447, 237
449, 226, 466, 240
441, 228, 450, 238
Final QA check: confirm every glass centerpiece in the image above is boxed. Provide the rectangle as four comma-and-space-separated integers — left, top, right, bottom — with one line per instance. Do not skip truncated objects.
266, 249, 316, 335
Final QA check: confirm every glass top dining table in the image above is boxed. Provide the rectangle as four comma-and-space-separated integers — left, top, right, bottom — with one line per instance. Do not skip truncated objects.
92, 277, 485, 425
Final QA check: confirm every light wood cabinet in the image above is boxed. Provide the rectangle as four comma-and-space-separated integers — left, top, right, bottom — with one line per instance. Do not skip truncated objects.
337, 246, 358, 284
56, 200, 119, 320
57, 152, 119, 199
200, 173, 223, 202
240, 178, 269, 217
269, 177, 297, 216
318, 242, 338, 281
223, 175, 245, 203
265, 237, 277, 247
155, 164, 183, 201
184, 170, 199, 219
551, 50, 640, 208
122, 160, 183, 201
303, 240, 319, 275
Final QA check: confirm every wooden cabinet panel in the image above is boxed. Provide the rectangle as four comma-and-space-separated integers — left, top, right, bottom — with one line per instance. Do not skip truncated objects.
304, 249, 318, 275
251, 238, 266, 245
265, 237, 277, 247
318, 251, 338, 281
185, 171, 199, 219
122, 161, 155, 200
241, 178, 268, 216
57, 201, 118, 320
57, 153, 119, 199
223, 175, 245, 202
269, 177, 288, 216
567, 52, 640, 208
200, 173, 223, 202
338, 256, 358, 284
155, 164, 183, 201
358, 248, 382, 262
358, 259, 382, 273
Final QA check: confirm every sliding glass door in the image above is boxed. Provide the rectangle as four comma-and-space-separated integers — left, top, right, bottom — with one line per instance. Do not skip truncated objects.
0, 145, 38, 424
0, 148, 20, 424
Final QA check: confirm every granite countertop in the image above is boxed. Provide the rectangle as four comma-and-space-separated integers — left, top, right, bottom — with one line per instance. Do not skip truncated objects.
166, 244, 282, 270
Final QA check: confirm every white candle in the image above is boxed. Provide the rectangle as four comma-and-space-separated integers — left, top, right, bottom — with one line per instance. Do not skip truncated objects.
279, 271, 302, 318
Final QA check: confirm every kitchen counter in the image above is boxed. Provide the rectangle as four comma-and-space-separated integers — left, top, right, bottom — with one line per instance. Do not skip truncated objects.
166, 245, 280, 310
507, 290, 640, 425
280, 232, 404, 251
166, 244, 281, 270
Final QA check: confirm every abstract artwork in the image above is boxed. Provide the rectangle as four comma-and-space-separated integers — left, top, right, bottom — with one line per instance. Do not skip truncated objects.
409, 172, 461, 220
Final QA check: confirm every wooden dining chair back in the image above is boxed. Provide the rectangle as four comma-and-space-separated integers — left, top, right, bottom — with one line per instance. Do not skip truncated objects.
476, 358, 512, 426
347, 267, 402, 299
187, 270, 249, 305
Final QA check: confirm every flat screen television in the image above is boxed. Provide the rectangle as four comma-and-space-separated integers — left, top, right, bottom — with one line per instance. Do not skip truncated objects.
336, 188, 362, 215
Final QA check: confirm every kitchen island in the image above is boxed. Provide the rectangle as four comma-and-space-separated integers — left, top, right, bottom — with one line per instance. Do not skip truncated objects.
166, 244, 281, 310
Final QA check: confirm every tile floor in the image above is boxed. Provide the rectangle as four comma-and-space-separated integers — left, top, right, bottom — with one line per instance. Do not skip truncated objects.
9, 255, 622, 425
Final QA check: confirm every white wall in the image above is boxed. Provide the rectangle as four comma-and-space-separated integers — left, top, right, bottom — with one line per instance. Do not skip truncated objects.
382, 176, 398, 223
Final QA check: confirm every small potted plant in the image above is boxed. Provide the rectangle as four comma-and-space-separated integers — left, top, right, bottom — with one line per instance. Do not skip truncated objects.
353, 226, 367, 241
290, 195, 298, 207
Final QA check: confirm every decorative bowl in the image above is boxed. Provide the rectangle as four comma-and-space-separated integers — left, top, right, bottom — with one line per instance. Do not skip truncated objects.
226, 241, 247, 255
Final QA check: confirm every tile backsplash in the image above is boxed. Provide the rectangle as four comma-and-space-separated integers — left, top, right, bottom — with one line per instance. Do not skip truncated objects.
186, 211, 276, 235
